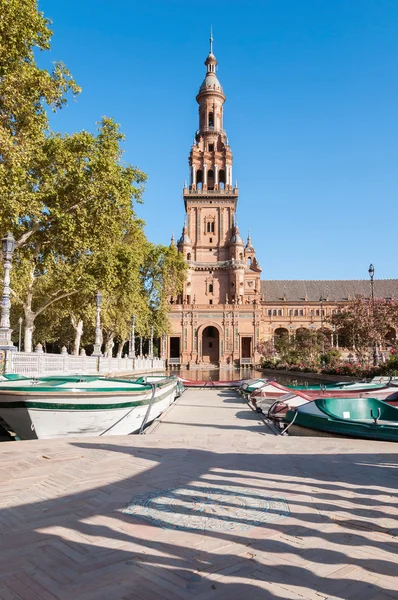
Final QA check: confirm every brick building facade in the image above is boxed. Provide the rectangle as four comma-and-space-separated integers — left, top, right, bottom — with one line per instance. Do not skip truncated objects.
166, 38, 398, 368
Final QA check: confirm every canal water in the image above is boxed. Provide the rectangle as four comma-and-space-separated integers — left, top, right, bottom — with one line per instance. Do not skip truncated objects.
168, 368, 321, 386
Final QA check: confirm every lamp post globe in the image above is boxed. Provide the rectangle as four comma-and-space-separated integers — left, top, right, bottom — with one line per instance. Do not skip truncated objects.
0, 232, 16, 351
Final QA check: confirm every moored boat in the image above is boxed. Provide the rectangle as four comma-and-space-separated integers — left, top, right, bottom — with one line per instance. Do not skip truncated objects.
282, 397, 398, 442
287, 380, 388, 393
180, 378, 245, 388
0, 375, 178, 440
249, 381, 291, 410
239, 378, 269, 397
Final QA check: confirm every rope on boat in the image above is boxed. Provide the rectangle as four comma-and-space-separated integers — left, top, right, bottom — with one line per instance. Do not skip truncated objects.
281, 409, 299, 435
139, 383, 157, 434
98, 383, 156, 436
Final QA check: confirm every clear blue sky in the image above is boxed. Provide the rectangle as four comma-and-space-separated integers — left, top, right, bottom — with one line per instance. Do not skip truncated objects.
38, 0, 398, 280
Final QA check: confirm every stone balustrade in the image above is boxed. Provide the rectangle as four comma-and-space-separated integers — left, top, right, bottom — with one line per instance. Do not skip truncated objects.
3, 351, 165, 378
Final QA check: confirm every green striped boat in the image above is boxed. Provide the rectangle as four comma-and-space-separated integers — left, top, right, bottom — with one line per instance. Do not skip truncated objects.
0, 375, 179, 440
283, 397, 398, 442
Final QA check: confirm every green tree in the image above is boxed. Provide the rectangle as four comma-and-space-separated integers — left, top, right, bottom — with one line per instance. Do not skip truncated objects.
141, 243, 187, 336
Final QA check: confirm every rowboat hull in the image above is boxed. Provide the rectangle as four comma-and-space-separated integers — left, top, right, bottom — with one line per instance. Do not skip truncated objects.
283, 397, 398, 442
0, 377, 178, 440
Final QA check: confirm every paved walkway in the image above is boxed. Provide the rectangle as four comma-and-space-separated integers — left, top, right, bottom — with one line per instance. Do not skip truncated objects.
148, 387, 276, 437
0, 389, 397, 600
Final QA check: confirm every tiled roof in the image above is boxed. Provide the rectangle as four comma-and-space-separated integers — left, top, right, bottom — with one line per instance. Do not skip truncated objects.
260, 280, 398, 302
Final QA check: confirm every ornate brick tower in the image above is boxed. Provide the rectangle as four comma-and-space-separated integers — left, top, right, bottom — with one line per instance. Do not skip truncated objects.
168, 35, 262, 368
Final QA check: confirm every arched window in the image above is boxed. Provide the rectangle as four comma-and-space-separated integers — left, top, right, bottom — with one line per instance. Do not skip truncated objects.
208, 112, 214, 128
196, 169, 203, 191
239, 252, 243, 260
207, 169, 214, 190
248, 256, 252, 266
187, 252, 191, 261
278, 309, 282, 316
272, 309, 277, 316
294, 309, 298, 316
218, 169, 226, 190
299, 309, 304, 316
206, 221, 215, 233
209, 283, 213, 293
268, 309, 272, 316
316, 310, 320, 316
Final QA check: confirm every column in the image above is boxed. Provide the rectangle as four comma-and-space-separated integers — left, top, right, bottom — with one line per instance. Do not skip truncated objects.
203, 164, 207, 186
214, 164, 218, 186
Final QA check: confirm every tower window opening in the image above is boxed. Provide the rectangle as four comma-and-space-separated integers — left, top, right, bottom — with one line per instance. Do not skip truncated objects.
273, 310, 277, 316
196, 169, 203, 191
209, 237, 212, 243
187, 252, 191, 261
207, 169, 214, 190
278, 309, 282, 316
206, 221, 215, 233
248, 257, 252, 266
239, 252, 243, 260
208, 112, 214, 128
208, 144, 214, 152
219, 169, 226, 190
209, 299, 213, 305
209, 284, 214, 293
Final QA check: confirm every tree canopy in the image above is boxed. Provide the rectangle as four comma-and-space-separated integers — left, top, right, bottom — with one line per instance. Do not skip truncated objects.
0, 0, 186, 354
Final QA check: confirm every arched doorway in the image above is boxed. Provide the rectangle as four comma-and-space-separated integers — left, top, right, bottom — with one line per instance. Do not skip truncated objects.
202, 326, 219, 363
274, 327, 289, 339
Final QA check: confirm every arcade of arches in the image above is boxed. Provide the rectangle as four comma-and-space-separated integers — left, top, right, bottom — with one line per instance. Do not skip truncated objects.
166, 39, 398, 368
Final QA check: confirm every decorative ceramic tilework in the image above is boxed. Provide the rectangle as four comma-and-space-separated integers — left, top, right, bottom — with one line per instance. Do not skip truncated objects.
123, 485, 290, 532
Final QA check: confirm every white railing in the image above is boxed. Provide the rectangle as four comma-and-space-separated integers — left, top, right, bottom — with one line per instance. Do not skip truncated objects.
6, 352, 165, 378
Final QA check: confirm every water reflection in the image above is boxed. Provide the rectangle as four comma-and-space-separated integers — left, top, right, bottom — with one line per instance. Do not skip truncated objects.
168, 369, 321, 386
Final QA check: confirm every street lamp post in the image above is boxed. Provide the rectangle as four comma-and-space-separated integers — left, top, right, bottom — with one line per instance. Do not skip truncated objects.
18, 317, 23, 352
368, 263, 379, 366
319, 296, 325, 355
129, 314, 136, 359
139, 336, 143, 358
92, 290, 103, 357
149, 325, 154, 359
0, 232, 16, 351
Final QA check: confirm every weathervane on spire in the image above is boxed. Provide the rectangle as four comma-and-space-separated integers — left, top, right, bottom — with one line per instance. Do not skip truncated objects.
210, 26, 213, 54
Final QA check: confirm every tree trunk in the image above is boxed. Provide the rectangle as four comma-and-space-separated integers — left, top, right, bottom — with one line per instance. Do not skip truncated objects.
71, 315, 83, 356
116, 339, 126, 358
23, 309, 35, 353
104, 336, 114, 358
24, 322, 34, 353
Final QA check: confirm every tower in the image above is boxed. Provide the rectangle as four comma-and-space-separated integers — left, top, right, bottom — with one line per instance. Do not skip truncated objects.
168, 35, 262, 368
179, 34, 261, 307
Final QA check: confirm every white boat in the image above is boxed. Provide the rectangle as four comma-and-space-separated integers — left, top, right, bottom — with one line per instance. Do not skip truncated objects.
0, 375, 178, 440
250, 382, 310, 417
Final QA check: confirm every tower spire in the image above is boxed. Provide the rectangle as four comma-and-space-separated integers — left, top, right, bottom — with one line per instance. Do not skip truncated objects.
209, 26, 213, 54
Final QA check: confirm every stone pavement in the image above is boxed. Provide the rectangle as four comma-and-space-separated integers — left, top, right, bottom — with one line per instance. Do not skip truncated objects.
0, 389, 397, 600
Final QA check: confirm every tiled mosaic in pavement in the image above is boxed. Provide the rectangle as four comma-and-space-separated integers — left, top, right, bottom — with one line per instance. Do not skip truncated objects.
123, 484, 290, 531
